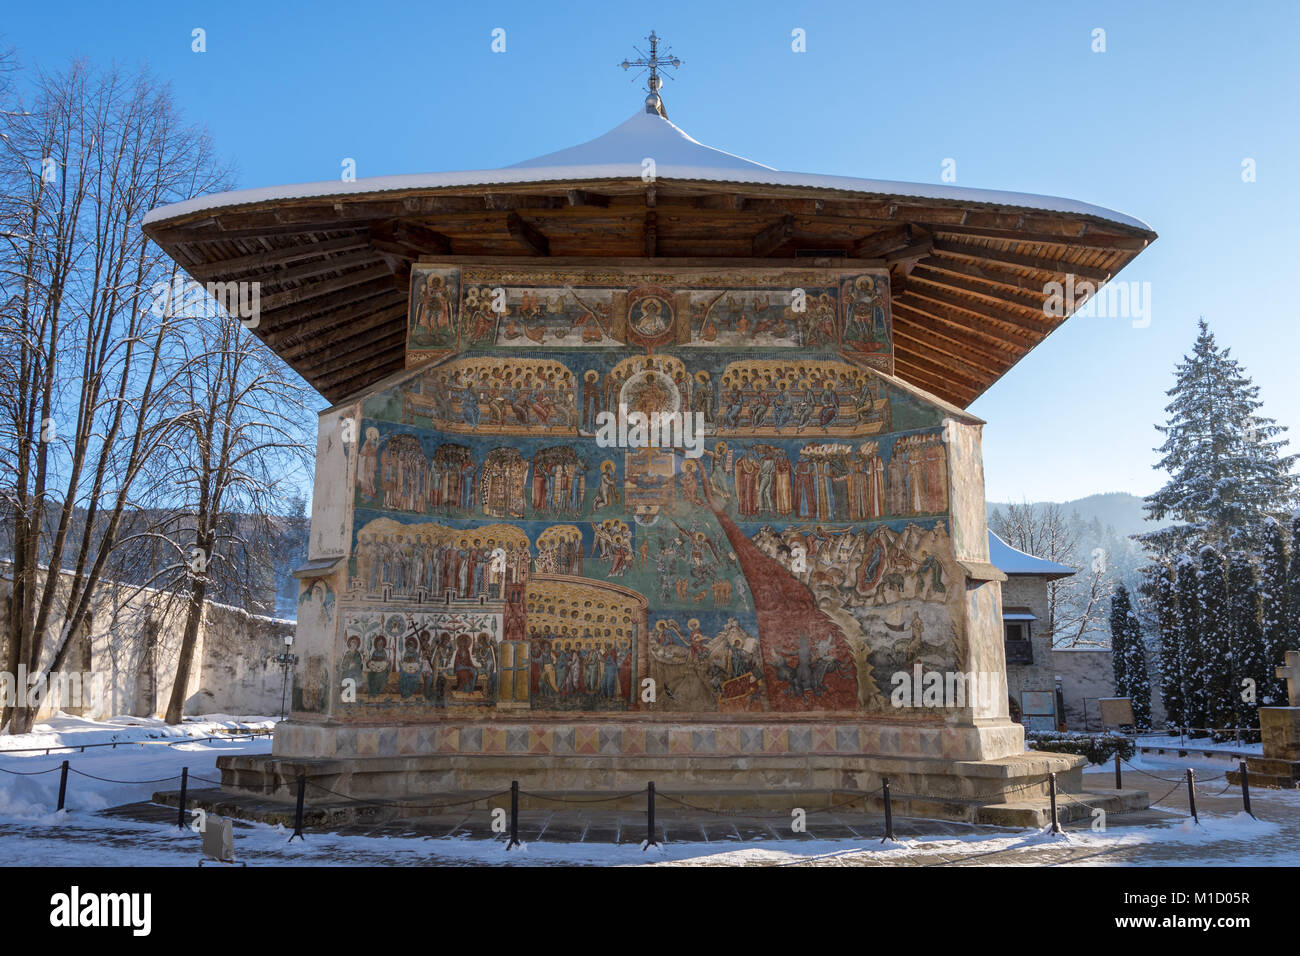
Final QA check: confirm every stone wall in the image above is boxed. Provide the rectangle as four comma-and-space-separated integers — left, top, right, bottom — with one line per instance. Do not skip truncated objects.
1, 565, 293, 722
1051, 645, 1166, 730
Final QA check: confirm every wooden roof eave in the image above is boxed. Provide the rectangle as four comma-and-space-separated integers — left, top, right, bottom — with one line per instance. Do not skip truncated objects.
141, 176, 1154, 408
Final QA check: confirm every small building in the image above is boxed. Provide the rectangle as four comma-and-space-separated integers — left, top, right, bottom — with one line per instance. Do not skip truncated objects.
988, 531, 1075, 731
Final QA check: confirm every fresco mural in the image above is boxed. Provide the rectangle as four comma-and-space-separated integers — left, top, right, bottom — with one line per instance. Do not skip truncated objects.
406, 265, 893, 372
326, 262, 972, 718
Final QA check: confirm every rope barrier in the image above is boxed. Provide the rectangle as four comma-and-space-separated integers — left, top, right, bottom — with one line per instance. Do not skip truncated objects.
516, 788, 648, 805
0, 764, 63, 776
66, 768, 184, 785
302, 779, 511, 813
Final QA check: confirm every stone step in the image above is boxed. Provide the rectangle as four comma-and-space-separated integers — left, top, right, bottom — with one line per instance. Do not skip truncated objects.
156, 781, 1152, 832
1226, 769, 1299, 790
974, 788, 1151, 828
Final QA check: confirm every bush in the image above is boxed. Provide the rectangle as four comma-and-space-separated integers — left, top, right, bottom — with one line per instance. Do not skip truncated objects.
1026, 731, 1135, 765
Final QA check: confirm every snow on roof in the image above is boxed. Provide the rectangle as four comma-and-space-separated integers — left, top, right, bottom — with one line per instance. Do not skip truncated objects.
143, 109, 1153, 231
988, 530, 1077, 578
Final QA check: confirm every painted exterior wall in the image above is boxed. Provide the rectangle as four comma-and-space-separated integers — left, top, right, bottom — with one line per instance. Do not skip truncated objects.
287, 259, 1017, 757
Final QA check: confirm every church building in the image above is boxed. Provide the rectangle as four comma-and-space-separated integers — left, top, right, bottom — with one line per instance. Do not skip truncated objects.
144, 35, 1156, 821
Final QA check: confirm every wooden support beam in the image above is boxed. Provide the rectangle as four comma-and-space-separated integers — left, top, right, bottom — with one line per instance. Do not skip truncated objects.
308, 326, 408, 375
260, 264, 392, 312
904, 284, 1049, 336
261, 278, 398, 342
256, 250, 381, 286
894, 293, 1037, 352
890, 328, 999, 388
369, 220, 452, 257
185, 236, 371, 277
316, 350, 406, 393
851, 225, 912, 259
506, 212, 550, 256
644, 211, 658, 257
485, 193, 565, 211
286, 301, 409, 362
932, 239, 1112, 282
566, 189, 610, 208
892, 302, 1019, 368
884, 238, 934, 267
908, 266, 1046, 312
892, 359, 978, 405
913, 254, 1049, 295
693, 194, 747, 211
930, 221, 1151, 251
752, 215, 795, 257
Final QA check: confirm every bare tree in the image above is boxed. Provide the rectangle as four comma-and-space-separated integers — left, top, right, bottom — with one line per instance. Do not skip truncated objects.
989, 501, 1113, 647
0, 59, 227, 733
145, 301, 313, 725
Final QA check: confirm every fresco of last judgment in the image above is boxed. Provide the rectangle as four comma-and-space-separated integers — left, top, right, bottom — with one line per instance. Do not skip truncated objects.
323, 262, 969, 720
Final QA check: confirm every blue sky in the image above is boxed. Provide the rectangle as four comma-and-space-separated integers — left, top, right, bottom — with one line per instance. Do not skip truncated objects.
5, 0, 1297, 504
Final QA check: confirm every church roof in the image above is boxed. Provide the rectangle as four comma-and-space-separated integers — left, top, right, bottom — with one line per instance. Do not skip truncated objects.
988, 531, 1077, 579
145, 108, 1150, 234
143, 100, 1156, 406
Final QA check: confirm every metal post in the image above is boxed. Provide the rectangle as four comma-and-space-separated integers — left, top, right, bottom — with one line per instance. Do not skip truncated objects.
1239, 761, 1253, 818
56, 760, 69, 812
505, 780, 521, 850
644, 781, 659, 849
1048, 772, 1061, 834
177, 767, 189, 829
290, 774, 307, 841
1186, 768, 1198, 824
881, 777, 895, 843
1114, 751, 1122, 790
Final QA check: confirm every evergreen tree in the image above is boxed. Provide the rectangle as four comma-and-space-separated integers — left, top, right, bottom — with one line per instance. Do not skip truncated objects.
1139, 320, 1298, 558
1226, 554, 1268, 728
1195, 549, 1234, 731
1175, 556, 1201, 728
1289, 514, 1300, 668
1151, 561, 1183, 727
1110, 583, 1152, 728
1109, 585, 1133, 693
1258, 517, 1291, 705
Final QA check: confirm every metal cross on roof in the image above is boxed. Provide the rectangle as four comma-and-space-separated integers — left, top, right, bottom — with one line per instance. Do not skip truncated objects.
620, 31, 682, 117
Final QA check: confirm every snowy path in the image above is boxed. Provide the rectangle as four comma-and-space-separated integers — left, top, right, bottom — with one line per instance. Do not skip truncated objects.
1, 719, 1296, 866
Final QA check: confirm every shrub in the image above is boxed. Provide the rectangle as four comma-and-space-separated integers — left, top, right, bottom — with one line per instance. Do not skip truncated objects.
1026, 731, 1135, 765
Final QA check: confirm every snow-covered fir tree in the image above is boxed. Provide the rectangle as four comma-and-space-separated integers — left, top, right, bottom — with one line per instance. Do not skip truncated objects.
1109, 583, 1152, 727
1195, 549, 1235, 730
1144, 561, 1181, 728
1258, 517, 1291, 705
1139, 320, 1298, 558
1226, 554, 1268, 727
1170, 558, 1199, 728
1289, 514, 1300, 671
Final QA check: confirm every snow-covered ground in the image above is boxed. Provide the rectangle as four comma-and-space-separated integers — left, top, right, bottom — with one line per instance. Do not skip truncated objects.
0, 712, 276, 756
0, 716, 1295, 866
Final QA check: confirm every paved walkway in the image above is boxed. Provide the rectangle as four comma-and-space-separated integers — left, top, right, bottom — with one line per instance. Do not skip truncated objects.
2, 758, 1293, 866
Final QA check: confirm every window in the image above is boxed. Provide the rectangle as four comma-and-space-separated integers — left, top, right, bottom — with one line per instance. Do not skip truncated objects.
1004, 620, 1033, 664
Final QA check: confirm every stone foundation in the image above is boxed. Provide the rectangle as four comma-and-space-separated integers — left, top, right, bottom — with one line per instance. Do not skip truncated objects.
204, 716, 1148, 825
269, 716, 1026, 763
